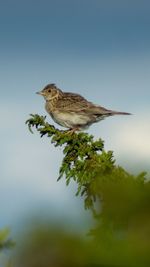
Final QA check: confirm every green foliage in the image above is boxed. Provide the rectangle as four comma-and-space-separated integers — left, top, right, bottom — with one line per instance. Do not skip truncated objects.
0, 228, 14, 267
26, 114, 115, 209
0, 229, 14, 252
26, 114, 148, 211
15, 225, 90, 267
25, 114, 150, 267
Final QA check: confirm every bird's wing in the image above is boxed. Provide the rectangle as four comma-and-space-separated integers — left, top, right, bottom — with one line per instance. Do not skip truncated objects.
56, 92, 91, 111
56, 92, 110, 114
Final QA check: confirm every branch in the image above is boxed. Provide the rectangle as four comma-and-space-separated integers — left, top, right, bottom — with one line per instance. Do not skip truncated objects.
26, 114, 115, 210
26, 114, 147, 218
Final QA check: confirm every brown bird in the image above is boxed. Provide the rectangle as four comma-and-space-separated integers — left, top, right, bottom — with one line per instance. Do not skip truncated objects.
36, 83, 131, 132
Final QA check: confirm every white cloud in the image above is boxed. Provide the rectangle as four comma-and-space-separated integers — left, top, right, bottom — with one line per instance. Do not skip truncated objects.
88, 111, 150, 173
114, 118, 150, 159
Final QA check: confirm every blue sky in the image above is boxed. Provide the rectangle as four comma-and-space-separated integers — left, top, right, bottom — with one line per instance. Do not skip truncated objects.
0, 0, 150, 236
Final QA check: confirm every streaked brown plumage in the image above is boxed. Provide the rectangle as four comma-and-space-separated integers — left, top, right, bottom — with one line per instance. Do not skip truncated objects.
36, 83, 131, 131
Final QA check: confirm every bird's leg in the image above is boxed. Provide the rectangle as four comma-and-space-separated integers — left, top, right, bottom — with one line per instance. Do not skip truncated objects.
67, 127, 80, 135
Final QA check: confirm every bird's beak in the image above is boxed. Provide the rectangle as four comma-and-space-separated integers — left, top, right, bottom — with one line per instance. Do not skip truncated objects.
36, 91, 44, 95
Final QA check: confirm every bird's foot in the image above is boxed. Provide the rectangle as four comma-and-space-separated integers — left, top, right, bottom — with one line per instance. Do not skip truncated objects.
66, 128, 79, 135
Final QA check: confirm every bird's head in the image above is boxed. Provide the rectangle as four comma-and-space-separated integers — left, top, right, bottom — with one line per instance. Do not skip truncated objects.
36, 83, 62, 101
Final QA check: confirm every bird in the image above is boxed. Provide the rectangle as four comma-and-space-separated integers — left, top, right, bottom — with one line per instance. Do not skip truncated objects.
36, 83, 131, 132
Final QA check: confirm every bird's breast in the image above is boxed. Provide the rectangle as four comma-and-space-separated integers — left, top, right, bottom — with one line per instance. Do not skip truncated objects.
45, 100, 57, 113
49, 111, 92, 128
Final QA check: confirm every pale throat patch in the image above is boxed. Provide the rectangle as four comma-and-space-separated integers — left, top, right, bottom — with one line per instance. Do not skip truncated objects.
49, 93, 59, 100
